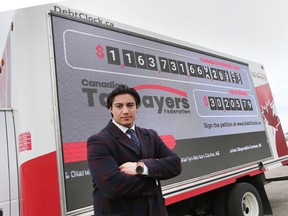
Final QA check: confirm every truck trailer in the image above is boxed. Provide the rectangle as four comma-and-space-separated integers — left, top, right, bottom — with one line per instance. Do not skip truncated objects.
1, 4, 288, 216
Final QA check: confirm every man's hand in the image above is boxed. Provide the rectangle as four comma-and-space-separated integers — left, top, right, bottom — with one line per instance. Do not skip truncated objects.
119, 162, 137, 175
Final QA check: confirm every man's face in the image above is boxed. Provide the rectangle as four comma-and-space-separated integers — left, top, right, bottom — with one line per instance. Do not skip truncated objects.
110, 94, 138, 128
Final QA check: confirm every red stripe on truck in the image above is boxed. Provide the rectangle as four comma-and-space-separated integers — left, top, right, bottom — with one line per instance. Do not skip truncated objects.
20, 152, 61, 216
63, 135, 176, 163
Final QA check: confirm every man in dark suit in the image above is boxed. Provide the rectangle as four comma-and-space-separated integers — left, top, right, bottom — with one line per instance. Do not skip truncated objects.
87, 84, 182, 216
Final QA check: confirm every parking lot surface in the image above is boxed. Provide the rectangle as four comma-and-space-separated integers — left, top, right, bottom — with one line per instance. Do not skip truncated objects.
265, 166, 288, 216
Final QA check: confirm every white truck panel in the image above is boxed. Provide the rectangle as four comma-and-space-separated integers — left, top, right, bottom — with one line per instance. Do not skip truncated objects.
11, 6, 59, 164
0, 111, 10, 216
0, 110, 19, 216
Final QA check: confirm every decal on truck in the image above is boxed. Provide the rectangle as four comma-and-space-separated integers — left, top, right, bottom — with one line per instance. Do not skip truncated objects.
256, 83, 288, 158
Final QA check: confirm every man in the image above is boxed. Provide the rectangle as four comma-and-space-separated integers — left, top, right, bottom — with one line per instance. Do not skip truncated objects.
87, 84, 182, 216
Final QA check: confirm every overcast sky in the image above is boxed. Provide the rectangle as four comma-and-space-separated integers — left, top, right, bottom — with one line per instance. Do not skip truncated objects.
1, 0, 288, 133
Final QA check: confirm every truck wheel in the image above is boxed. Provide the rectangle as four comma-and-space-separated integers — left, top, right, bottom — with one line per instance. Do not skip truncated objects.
227, 182, 263, 216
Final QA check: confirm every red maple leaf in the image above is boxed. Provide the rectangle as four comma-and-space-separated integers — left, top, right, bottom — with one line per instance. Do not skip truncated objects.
262, 103, 279, 129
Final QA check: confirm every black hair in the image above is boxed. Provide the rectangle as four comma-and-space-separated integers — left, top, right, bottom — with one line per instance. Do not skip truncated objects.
106, 84, 141, 109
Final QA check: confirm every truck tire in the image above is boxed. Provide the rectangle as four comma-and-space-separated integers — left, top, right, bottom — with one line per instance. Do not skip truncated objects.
227, 182, 263, 216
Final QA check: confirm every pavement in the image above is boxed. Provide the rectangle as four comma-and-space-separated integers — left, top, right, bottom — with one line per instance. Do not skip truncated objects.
264, 165, 288, 216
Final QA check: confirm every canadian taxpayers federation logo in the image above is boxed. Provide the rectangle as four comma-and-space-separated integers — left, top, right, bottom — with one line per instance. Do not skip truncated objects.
81, 80, 191, 115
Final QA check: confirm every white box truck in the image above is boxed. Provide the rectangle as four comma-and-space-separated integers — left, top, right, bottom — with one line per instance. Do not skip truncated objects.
1, 4, 288, 216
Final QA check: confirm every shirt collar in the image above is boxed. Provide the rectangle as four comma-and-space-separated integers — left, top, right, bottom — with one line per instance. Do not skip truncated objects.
112, 119, 135, 133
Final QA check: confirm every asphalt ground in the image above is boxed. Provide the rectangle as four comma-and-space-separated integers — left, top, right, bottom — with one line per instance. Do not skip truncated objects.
264, 165, 288, 216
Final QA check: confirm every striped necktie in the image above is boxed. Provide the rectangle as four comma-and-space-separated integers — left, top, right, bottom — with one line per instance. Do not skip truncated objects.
126, 128, 140, 146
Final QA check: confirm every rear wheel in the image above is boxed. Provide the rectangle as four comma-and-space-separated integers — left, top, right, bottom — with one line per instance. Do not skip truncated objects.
227, 183, 263, 216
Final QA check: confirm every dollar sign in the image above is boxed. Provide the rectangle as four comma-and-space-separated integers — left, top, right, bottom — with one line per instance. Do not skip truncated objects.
96, 44, 104, 59
203, 96, 208, 107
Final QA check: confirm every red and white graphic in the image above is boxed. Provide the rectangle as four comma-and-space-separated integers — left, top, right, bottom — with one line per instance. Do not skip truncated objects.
257, 83, 288, 158
19, 132, 32, 152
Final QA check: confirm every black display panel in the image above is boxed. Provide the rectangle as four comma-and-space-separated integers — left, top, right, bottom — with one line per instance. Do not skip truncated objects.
51, 14, 271, 211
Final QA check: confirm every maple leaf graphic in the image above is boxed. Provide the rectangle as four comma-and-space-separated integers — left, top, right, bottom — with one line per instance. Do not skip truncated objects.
262, 101, 279, 129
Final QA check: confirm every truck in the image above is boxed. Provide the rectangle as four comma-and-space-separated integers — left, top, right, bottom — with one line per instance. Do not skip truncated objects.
1, 3, 288, 216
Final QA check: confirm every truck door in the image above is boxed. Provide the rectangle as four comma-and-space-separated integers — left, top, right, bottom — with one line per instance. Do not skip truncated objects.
0, 110, 19, 216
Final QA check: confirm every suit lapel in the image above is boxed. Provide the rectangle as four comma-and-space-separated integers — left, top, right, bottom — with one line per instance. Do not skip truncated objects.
105, 121, 140, 156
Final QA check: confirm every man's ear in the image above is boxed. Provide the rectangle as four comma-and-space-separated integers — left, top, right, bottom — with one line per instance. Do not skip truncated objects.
109, 108, 114, 117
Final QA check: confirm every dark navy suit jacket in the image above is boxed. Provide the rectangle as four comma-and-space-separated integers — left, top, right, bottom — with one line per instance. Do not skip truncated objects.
87, 120, 181, 216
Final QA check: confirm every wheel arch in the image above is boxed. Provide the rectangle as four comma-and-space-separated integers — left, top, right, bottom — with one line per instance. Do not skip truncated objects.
235, 173, 273, 215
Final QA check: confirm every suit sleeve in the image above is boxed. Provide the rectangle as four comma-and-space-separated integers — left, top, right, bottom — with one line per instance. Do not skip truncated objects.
141, 130, 182, 180
87, 134, 158, 199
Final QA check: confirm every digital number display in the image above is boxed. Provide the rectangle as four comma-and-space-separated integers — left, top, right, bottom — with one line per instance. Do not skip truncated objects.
208, 97, 253, 111
194, 89, 257, 117
63, 29, 252, 93
100, 44, 244, 85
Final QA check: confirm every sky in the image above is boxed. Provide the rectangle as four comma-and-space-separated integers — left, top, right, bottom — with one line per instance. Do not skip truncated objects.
1, 0, 288, 133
